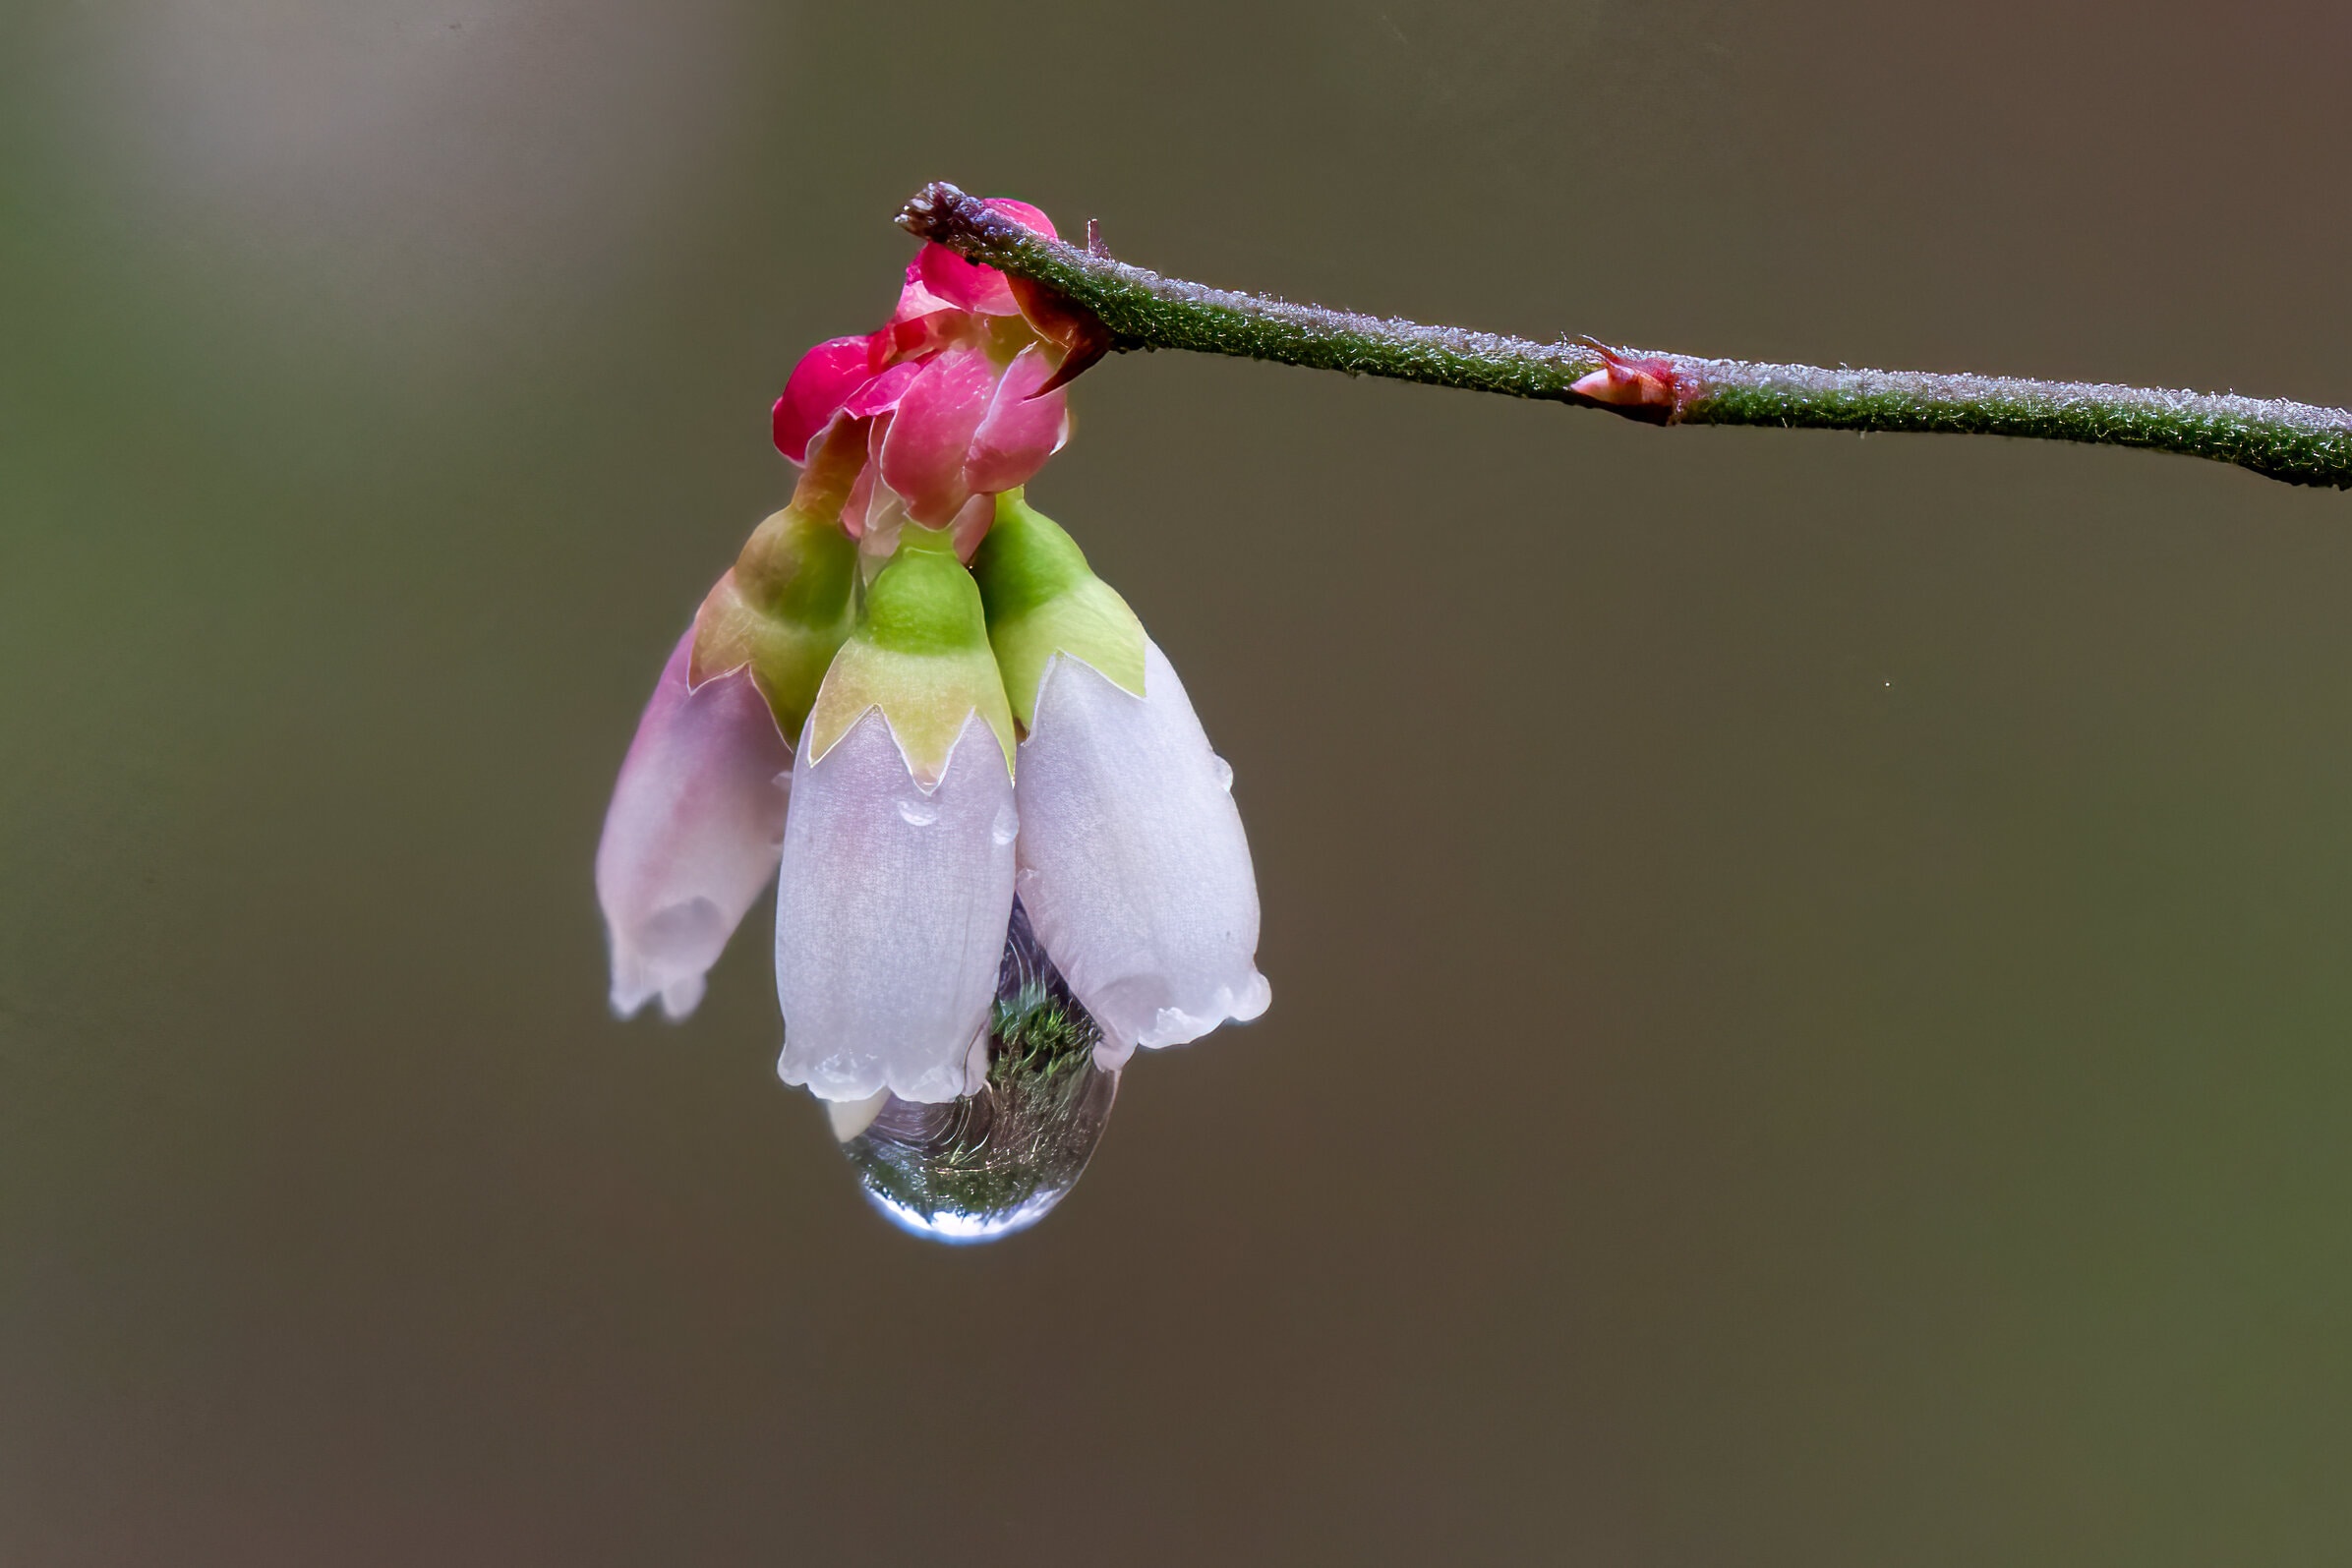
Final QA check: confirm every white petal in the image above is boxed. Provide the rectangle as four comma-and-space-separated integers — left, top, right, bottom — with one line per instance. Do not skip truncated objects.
826, 1090, 892, 1142
595, 627, 794, 1020
774, 708, 1016, 1102
1014, 641, 1269, 1068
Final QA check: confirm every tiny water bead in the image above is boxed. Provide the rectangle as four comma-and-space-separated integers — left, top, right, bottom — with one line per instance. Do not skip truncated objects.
835, 900, 1119, 1243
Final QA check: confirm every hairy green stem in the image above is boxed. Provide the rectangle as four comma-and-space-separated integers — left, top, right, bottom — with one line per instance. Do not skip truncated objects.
899, 182, 2352, 490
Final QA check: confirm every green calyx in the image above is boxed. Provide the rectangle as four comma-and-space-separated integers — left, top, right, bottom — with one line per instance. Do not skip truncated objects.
804, 525, 1017, 786
970, 490, 1146, 729
693, 504, 859, 742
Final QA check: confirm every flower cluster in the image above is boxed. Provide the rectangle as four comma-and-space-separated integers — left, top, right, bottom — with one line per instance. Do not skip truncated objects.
595, 199, 1267, 1228
767, 198, 1081, 561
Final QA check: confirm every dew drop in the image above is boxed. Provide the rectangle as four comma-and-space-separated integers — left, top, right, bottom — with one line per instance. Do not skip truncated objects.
991, 801, 1021, 845
897, 797, 939, 827
1211, 754, 1234, 791
836, 901, 1119, 1245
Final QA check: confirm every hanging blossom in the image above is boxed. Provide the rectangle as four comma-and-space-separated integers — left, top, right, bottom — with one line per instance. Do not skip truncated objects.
593, 198, 1268, 1241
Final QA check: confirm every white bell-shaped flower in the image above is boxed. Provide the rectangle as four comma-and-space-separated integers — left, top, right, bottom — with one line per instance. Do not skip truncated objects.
594, 626, 794, 1020
972, 493, 1268, 1071
1014, 640, 1269, 1069
596, 498, 858, 1023
773, 521, 1023, 1104
774, 709, 1018, 1102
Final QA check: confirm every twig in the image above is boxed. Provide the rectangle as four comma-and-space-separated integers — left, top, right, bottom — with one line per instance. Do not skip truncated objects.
899, 182, 2352, 490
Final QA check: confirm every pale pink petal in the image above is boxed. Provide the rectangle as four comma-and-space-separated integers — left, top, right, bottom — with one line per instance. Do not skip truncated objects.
839, 444, 878, 540
596, 625, 794, 1020
962, 344, 1070, 494
772, 335, 876, 463
846, 416, 914, 558
855, 487, 911, 568
878, 347, 994, 526
945, 491, 995, 562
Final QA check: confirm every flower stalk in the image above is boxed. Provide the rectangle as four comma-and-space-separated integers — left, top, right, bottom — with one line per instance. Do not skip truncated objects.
899, 182, 2352, 491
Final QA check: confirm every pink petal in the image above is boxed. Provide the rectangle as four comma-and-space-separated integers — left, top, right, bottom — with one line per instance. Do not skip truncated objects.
878, 347, 996, 526
878, 309, 965, 363
908, 199, 1061, 318
962, 343, 1070, 494
915, 243, 1020, 316
772, 336, 877, 463
841, 359, 925, 419
595, 624, 794, 1020
983, 198, 1057, 240
890, 259, 963, 323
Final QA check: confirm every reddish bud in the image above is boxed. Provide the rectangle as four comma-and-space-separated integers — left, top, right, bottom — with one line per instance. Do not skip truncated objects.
1567, 341, 1687, 423
772, 336, 877, 462
768, 196, 1084, 556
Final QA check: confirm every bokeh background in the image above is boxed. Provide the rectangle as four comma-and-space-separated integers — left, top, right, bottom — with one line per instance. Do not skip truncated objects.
5, 3, 2351, 1561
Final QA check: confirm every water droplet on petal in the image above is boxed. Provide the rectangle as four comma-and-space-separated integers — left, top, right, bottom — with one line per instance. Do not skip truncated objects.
897, 796, 939, 827
836, 900, 1118, 1244
991, 801, 1020, 845
1211, 754, 1234, 791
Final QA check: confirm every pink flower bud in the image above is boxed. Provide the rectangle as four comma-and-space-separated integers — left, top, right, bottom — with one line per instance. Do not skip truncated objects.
909, 199, 1057, 316
768, 198, 1080, 559
595, 624, 794, 1020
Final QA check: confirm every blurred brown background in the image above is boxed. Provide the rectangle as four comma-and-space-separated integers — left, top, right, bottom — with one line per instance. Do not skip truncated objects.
4, 3, 2350, 1562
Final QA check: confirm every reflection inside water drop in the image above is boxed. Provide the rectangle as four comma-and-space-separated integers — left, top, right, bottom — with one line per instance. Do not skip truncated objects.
835, 900, 1118, 1243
